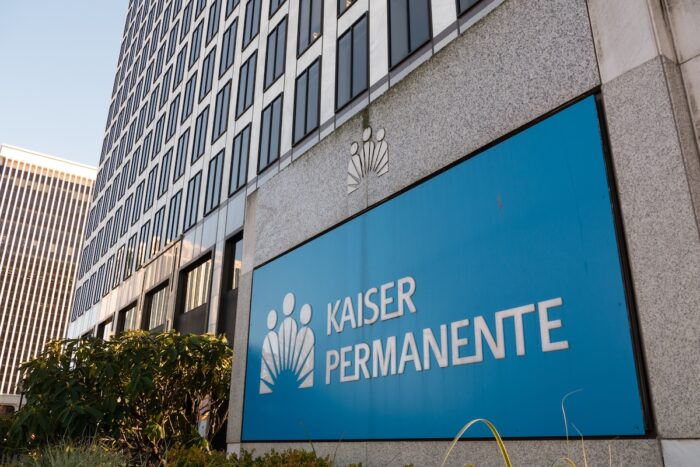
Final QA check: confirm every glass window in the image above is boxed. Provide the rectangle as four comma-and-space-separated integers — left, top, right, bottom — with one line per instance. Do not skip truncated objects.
153, 115, 165, 159
152, 207, 166, 256
293, 58, 320, 144
184, 171, 202, 231
458, 0, 480, 15
160, 66, 172, 107
226, 0, 240, 17
122, 195, 133, 235
174, 44, 188, 87
212, 80, 232, 142
229, 124, 250, 195
204, 150, 224, 215
168, 21, 180, 59
206, 0, 221, 44
132, 181, 144, 225
264, 17, 287, 89
189, 21, 204, 68
199, 47, 217, 101
258, 94, 282, 172
220, 20, 238, 77
137, 220, 152, 267
192, 106, 210, 163
145, 165, 158, 211
242, 0, 261, 48
338, 0, 356, 16
166, 190, 183, 243
298, 0, 322, 55
183, 259, 212, 312
336, 14, 368, 109
228, 235, 243, 290
146, 283, 170, 330
174, 129, 190, 181
181, 0, 193, 40
147, 84, 159, 124
182, 72, 198, 121
166, 94, 181, 141
270, 0, 285, 16
124, 234, 138, 279
159, 149, 172, 197
236, 52, 257, 116
389, 0, 431, 68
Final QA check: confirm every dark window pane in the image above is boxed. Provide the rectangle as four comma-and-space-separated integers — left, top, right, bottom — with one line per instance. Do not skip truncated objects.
336, 32, 351, 107
408, 0, 430, 51
389, 0, 409, 67
352, 17, 367, 96
259, 105, 271, 170
307, 61, 319, 132
458, 0, 480, 15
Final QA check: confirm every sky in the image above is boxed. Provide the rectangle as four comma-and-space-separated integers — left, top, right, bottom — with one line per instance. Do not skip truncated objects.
0, 1, 128, 167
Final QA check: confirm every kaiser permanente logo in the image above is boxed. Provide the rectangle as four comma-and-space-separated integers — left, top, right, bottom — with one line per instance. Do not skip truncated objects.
260, 276, 570, 394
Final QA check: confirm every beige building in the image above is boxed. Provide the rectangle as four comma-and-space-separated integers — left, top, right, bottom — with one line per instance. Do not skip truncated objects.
0, 144, 95, 409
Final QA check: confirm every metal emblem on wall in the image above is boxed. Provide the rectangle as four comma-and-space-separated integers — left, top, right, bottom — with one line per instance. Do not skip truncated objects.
347, 127, 389, 194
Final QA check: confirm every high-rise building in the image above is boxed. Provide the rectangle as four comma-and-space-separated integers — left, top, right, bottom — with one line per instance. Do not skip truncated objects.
0, 144, 95, 410
69, 0, 700, 464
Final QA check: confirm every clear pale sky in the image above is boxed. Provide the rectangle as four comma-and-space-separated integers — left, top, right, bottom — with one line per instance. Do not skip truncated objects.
0, 1, 128, 167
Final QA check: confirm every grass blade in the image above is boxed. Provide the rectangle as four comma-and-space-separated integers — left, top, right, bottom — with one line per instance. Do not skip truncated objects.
440, 418, 512, 467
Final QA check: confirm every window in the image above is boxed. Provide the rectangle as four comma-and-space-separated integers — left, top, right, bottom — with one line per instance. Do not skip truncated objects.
145, 165, 158, 211
258, 94, 282, 172
160, 66, 172, 107
168, 21, 180, 59
141, 135, 151, 173
182, 72, 198, 121
200, 49, 217, 102
124, 234, 138, 279
388, 0, 431, 68
174, 44, 188, 87
153, 115, 165, 159
137, 220, 152, 267
212, 80, 231, 142
189, 21, 204, 68
183, 259, 212, 312
144, 282, 169, 330
159, 149, 172, 197
181, 0, 193, 40
206, 0, 221, 44
122, 196, 133, 235
204, 150, 224, 215
132, 181, 145, 224
152, 206, 166, 255
457, 0, 480, 15
270, 0, 285, 15
338, 0, 356, 16
147, 85, 159, 124
112, 208, 122, 246
242, 0, 261, 48
336, 14, 368, 109
114, 245, 125, 287
219, 20, 238, 76
174, 129, 190, 181
167, 94, 181, 141
166, 190, 183, 243
297, 0, 322, 55
116, 302, 138, 333
229, 124, 250, 195
196, 0, 207, 17
226, 0, 240, 16
192, 106, 209, 163
264, 17, 287, 89
236, 52, 257, 116
293, 59, 320, 143
184, 171, 202, 231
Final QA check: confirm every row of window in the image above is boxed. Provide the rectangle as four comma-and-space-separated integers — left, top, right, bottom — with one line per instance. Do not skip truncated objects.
81, 0, 484, 288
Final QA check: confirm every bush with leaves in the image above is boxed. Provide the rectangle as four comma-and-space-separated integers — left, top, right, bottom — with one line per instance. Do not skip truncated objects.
166, 446, 332, 467
7, 331, 232, 463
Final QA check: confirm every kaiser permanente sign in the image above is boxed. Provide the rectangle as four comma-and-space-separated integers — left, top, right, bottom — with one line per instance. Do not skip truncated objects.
242, 96, 647, 441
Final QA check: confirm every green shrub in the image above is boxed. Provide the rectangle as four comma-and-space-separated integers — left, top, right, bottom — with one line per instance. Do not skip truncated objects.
14, 442, 129, 467
165, 447, 332, 467
7, 331, 232, 463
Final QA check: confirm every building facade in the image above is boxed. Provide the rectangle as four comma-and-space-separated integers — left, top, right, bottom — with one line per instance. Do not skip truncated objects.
0, 145, 95, 409
69, 0, 700, 465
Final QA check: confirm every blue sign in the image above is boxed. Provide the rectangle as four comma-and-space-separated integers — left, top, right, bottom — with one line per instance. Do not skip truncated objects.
242, 96, 645, 441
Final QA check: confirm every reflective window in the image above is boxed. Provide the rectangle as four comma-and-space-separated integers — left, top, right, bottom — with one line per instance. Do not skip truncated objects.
166, 190, 182, 243
159, 149, 172, 197
183, 72, 198, 121
226, 0, 240, 17
205, 150, 224, 215
220, 20, 238, 77
336, 14, 368, 109
242, 0, 261, 48
338, 0, 356, 16
258, 94, 282, 172
270, 0, 285, 16
264, 17, 287, 89
184, 171, 202, 231
293, 58, 320, 144
229, 124, 250, 195
146, 283, 170, 330
174, 129, 190, 181
199, 47, 217, 101
166, 94, 181, 141
389, 0, 431, 68
184, 259, 212, 312
206, 0, 221, 44
192, 106, 210, 163
189, 21, 204, 68
144, 165, 158, 211
212, 80, 231, 142
152, 206, 166, 256
298, 0, 322, 55
236, 52, 257, 116
458, 0, 480, 15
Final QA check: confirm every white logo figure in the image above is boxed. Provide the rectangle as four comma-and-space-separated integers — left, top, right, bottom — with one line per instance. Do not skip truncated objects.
259, 292, 315, 394
347, 127, 389, 194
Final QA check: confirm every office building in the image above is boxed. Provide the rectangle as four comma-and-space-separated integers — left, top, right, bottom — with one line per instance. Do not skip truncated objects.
68, 0, 700, 464
0, 144, 95, 410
